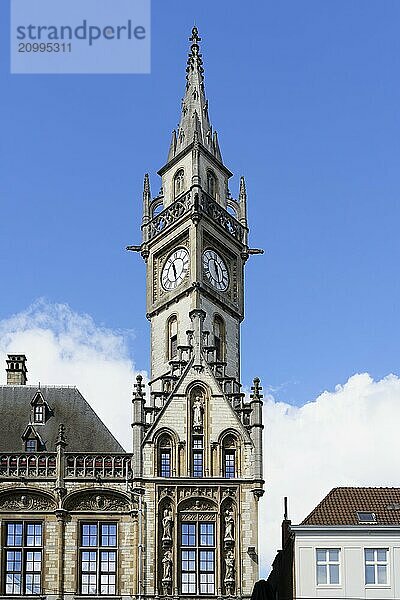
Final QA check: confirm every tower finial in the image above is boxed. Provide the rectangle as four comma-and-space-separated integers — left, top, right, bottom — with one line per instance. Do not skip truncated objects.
166, 27, 223, 162
189, 26, 201, 44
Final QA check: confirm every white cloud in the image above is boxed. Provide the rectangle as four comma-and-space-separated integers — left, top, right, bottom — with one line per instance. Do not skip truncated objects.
1, 301, 399, 581
261, 372, 400, 576
0, 299, 142, 450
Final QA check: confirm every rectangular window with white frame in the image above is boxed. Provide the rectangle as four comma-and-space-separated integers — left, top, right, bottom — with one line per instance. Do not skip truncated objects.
4, 522, 43, 595
316, 549, 340, 585
365, 549, 388, 585
180, 521, 215, 595
79, 522, 118, 595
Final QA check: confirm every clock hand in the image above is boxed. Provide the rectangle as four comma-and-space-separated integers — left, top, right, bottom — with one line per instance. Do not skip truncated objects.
215, 261, 222, 282
172, 263, 177, 279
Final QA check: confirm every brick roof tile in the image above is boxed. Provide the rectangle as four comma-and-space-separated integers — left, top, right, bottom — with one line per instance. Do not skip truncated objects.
302, 487, 400, 526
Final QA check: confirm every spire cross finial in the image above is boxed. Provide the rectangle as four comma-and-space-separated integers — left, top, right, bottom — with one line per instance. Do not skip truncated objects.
189, 26, 201, 44
250, 377, 263, 400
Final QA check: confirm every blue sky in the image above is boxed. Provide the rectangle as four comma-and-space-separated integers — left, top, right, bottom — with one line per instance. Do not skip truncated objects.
1, 0, 399, 406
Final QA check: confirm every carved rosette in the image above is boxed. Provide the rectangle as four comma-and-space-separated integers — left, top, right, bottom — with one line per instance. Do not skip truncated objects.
0, 492, 55, 512
65, 492, 131, 512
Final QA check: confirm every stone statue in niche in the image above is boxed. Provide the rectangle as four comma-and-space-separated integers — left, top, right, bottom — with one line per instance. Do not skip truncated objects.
224, 508, 234, 543
224, 550, 235, 587
162, 550, 172, 581
192, 394, 204, 430
162, 507, 173, 542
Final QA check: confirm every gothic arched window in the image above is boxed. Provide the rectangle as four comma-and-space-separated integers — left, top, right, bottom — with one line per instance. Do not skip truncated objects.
222, 434, 237, 479
158, 435, 172, 477
213, 315, 225, 362
174, 169, 185, 198
167, 315, 178, 360
207, 170, 217, 199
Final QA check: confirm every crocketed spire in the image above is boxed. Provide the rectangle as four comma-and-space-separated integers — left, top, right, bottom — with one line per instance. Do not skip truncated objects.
167, 27, 222, 162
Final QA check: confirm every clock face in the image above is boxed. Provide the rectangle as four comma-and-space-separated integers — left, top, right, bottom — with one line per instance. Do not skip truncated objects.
202, 249, 229, 291
161, 247, 190, 291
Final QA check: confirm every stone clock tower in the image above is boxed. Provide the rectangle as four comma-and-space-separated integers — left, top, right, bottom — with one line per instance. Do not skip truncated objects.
129, 27, 264, 600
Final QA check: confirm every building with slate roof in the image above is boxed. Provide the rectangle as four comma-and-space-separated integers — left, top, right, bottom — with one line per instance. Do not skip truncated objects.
266, 488, 400, 600
1, 357, 124, 453
0, 27, 264, 600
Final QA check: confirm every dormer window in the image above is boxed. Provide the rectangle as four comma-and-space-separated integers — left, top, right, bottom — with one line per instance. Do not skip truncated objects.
30, 391, 51, 425
34, 404, 44, 423
25, 439, 37, 453
22, 424, 45, 453
174, 169, 184, 198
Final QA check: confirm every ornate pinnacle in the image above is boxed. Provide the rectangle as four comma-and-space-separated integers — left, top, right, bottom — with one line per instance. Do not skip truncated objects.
143, 173, 150, 197
56, 423, 67, 446
239, 176, 246, 198
134, 374, 145, 398
250, 377, 263, 400
186, 29, 204, 85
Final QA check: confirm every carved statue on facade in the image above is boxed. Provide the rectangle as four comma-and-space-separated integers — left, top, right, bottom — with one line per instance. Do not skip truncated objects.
192, 394, 204, 429
224, 508, 234, 543
162, 549, 172, 581
162, 507, 173, 541
224, 549, 235, 594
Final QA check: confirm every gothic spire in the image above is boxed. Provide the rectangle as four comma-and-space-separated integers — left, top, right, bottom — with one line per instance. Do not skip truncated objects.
168, 27, 222, 162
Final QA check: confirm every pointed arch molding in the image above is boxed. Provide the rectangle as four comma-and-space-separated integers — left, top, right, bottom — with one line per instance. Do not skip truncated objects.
63, 489, 132, 512
218, 428, 244, 445
151, 426, 180, 445
0, 488, 56, 512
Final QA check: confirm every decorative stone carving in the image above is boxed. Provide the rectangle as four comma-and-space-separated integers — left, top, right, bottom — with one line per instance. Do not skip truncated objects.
159, 487, 175, 501
183, 512, 215, 522
149, 193, 192, 242
162, 507, 173, 544
178, 487, 218, 502
200, 192, 245, 243
224, 508, 235, 546
180, 498, 215, 512
66, 493, 130, 512
192, 394, 204, 430
224, 550, 235, 594
0, 492, 55, 512
222, 487, 237, 500
162, 549, 172, 581
161, 549, 173, 595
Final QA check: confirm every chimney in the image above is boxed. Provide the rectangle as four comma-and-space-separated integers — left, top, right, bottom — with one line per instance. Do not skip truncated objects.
6, 354, 28, 385
281, 496, 292, 548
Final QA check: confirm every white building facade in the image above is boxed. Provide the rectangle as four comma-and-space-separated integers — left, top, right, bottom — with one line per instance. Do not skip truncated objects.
267, 488, 400, 600
293, 526, 400, 598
